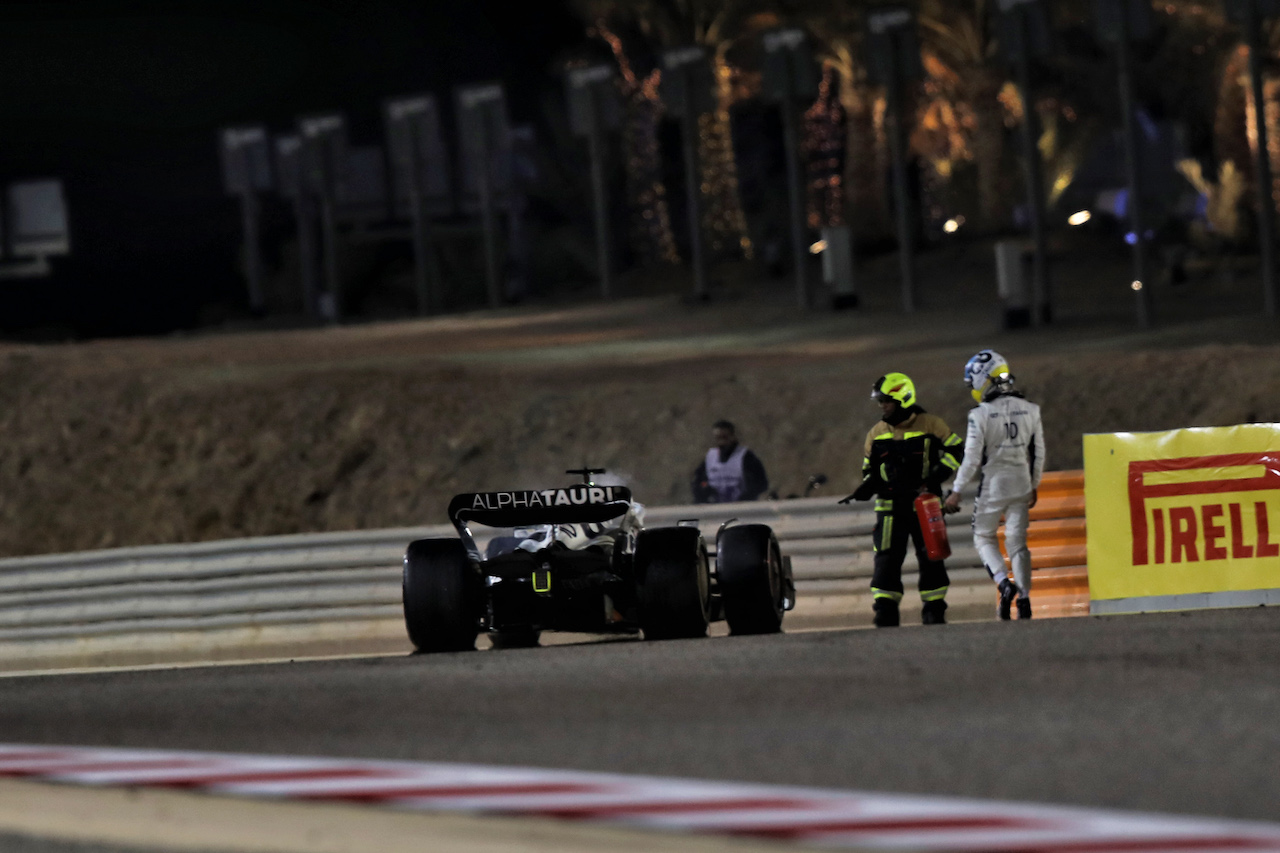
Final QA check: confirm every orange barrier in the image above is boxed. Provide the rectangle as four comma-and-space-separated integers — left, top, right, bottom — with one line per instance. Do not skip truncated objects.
994, 469, 1090, 619
1029, 469, 1085, 521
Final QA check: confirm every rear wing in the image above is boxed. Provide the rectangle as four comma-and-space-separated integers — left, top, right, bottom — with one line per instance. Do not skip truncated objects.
448, 485, 633, 532
447, 485, 634, 561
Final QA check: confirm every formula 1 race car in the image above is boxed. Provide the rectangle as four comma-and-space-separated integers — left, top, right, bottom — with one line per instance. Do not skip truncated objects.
402, 468, 796, 652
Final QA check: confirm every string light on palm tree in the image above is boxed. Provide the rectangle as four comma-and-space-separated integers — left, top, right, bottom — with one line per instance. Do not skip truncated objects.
698, 55, 754, 259
1226, 0, 1280, 316
592, 22, 681, 267
803, 65, 846, 231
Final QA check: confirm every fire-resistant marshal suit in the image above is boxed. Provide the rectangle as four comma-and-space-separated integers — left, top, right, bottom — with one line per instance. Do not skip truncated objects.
845, 372, 964, 627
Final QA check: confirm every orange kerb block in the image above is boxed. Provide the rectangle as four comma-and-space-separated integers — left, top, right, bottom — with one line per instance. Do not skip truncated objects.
991, 469, 1090, 618
1029, 493, 1086, 521
1038, 470, 1085, 493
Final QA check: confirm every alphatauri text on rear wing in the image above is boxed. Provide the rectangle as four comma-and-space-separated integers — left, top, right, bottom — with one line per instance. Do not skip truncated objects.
447, 486, 634, 557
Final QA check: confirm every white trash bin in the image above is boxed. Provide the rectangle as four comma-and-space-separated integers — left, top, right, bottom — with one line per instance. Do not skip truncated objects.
822, 225, 857, 309
994, 239, 1032, 329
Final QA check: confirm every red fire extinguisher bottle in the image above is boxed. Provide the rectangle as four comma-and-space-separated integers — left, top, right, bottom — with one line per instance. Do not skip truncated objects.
914, 492, 952, 560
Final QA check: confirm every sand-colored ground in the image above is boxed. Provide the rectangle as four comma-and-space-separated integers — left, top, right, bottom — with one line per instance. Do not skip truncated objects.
2, 233, 1277, 558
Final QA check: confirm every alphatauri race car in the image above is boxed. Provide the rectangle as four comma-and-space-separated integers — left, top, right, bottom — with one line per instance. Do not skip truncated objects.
402, 468, 796, 652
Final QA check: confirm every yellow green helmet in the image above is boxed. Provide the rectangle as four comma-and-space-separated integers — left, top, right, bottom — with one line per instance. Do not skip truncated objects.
871, 372, 916, 408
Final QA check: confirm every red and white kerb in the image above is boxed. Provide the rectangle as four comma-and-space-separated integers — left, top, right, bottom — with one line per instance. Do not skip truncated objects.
0, 744, 1277, 851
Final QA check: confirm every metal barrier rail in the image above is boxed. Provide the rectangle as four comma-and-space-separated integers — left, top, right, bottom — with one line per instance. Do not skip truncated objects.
0, 472, 1085, 644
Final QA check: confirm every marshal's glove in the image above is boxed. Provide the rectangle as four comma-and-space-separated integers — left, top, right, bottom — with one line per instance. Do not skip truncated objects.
838, 479, 879, 504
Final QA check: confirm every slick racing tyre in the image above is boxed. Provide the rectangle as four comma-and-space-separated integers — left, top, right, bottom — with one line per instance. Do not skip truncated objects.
403, 538, 482, 653
717, 524, 784, 635
635, 527, 711, 640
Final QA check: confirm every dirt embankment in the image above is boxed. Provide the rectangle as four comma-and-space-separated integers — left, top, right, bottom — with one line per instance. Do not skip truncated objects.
2, 249, 1279, 558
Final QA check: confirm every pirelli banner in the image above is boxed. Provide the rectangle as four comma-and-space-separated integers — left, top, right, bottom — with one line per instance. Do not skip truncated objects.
1085, 424, 1280, 615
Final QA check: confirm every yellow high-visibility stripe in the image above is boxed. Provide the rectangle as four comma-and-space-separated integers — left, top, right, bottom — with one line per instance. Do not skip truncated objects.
944, 433, 963, 446
881, 516, 894, 551
901, 431, 926, 439
874, 499, 893, 511
920, 586, 949, 602
874, 432, 894, 440
940, 455, 960, 470
872, 588, 904, 603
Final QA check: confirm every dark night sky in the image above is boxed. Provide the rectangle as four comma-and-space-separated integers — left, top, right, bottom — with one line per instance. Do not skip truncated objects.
0, 0, 587, 338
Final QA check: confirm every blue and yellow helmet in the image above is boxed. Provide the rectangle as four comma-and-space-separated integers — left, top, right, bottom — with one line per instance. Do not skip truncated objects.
963, 350, 1013, 403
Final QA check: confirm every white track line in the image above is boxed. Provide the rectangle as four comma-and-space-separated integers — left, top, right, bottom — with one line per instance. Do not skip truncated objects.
0, 744, 1275, 852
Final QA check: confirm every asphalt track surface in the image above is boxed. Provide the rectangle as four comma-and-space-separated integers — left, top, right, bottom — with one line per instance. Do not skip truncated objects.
0, 607, 1277, 850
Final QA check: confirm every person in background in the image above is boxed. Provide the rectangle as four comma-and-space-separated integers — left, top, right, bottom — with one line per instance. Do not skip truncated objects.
842, 373, 964, 627
691, 420, 769, 504
944, 350, 1045, 621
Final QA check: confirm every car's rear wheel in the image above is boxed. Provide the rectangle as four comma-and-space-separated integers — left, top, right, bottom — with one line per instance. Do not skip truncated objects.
403, 538, 482, 653
635, 527, 711, 640
717, 524, 784, 635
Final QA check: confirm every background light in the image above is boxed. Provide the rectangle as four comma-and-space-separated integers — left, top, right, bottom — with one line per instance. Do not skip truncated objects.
1068, 210, 1092, 226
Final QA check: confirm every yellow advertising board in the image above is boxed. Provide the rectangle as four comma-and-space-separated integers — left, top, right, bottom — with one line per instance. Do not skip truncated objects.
1084, 424, 1280, 614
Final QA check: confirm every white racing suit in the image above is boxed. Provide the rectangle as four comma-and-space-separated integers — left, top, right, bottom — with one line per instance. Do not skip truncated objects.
950, 393, 1045, 596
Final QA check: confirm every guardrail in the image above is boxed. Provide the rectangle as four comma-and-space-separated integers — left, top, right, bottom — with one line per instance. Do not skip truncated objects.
0, 471, 1087, 655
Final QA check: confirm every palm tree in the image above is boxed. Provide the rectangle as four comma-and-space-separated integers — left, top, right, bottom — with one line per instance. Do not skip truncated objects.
572, 0, 771, 262
587, 19, 683, 266
794, 0, 1010, 236
916, 0, 1013, 232
795, 1, 893, 242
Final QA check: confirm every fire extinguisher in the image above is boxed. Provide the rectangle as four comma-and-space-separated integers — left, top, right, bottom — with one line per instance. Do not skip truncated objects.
914, 492, 952, 560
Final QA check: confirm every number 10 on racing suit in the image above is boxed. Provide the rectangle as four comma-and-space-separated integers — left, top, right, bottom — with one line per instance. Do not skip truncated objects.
944, 350, 1045, 621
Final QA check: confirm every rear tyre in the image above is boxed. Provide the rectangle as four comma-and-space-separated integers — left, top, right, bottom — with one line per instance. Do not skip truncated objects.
717, 524, 784, 635
403, 538, 482, 653
635, 527, 711, 640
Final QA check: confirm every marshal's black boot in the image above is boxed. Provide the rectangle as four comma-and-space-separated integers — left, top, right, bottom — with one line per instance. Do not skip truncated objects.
872, 598, 900, 628
921, 599, 947, 625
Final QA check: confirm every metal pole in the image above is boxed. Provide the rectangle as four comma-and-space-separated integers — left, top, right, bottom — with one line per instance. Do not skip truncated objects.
476, 112, 503, 308
682, 66, 709, 301
319, 193, 341, 323
421, 208, 443, 314
1115, 20, 1152, 327
885, 46, 916, 313
408, 183, 433, 315
239, 191, 265, 315
587, 90, 613, 300
1014, 9, 1052, 325
780, 54, 809, 309
406, 122, 432, 315
1246, 0, 1278, 316
293, 194, 319, 318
